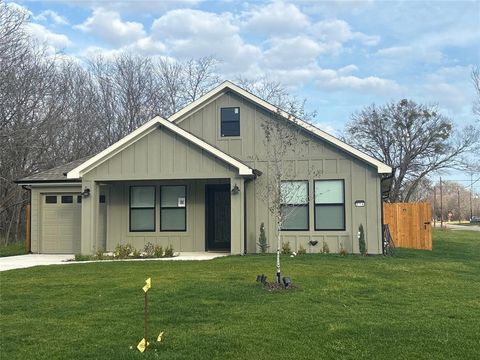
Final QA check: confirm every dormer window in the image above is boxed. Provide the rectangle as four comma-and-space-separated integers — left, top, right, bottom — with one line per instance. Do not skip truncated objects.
221, 107, 240, 137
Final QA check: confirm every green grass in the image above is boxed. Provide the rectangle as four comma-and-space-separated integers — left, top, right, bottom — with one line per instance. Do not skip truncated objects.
0, 242, 27, 257
1, 230, 479, 359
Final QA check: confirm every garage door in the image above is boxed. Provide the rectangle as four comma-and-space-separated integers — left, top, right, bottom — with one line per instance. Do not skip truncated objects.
41, 193, 81, 253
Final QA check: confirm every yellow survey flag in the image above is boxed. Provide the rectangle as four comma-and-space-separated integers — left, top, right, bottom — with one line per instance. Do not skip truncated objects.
157, 331, 164, 342
142, 277, 151, 293
137, 338, 149, 353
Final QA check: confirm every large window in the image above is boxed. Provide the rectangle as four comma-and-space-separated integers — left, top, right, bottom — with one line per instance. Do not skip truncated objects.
160, 185, 186, 231
314, 180, 345, 231
280, 181, 309, 230
129, 186, 156, 232
221, 107, 240, 137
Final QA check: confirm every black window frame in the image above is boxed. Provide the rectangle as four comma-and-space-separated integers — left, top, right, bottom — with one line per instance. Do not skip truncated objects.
129, 186, 156, 232
160, 185, 187, 232
314, 179, 346, 231
99, 194, 106, 203
45, 195, 57, 204
280, 180, 310, 231
77, 195, 82, 203
220, 107, 240, 137
61, 195, 73, 204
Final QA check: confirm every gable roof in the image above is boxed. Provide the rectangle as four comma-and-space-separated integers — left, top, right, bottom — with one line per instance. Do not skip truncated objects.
169, 80, 392, 174
66, 116, 254, 179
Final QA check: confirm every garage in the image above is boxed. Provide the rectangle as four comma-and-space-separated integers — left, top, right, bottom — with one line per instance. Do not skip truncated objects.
41, 193, 81, 253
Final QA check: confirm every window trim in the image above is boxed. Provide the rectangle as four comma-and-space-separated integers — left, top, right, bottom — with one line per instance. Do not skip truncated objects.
45, 195, 57, 204
314, 179, 346, 231
61, 195, 73, 204
160, 185, 187, 232
220, 107, 240, 137
129, 186, 156, 232
280, 180, 310, 231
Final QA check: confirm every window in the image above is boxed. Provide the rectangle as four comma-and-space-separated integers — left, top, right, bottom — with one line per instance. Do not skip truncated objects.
99, 195, 106, 203
77, 195, 82, 203
160, 185, 186, 231
280, 181, 309, 230
45, 195, 57, 204
314, 180, 345, 231
221, 107, 240, 137
61, 195, 73, 204
129, 186, 155, 232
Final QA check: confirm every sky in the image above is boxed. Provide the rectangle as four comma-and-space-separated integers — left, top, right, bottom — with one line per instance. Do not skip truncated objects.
6, 0, 480, 187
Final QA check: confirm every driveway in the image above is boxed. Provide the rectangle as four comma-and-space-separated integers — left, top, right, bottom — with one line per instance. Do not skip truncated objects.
0, 254, 74, 272
445, 223, 480, 232
0, 252, 229, 272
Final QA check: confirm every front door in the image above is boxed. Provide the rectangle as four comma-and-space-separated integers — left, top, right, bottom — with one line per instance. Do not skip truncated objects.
205, 184, 231, 251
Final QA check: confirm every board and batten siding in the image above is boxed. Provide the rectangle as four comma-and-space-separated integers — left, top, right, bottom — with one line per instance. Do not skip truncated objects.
177, 91, 383, 254
82, 126, 237, 181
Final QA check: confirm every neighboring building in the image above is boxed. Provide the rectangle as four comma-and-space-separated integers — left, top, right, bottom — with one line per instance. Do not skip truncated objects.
16, 81, 392, 255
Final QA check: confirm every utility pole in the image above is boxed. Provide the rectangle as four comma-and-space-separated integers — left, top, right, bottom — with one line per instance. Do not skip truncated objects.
440, 177, 443, 229
433, 186, 436, 228
457, 187, 461, 224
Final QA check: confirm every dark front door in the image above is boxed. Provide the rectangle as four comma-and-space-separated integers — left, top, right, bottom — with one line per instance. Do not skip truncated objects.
205, 184, 231, 251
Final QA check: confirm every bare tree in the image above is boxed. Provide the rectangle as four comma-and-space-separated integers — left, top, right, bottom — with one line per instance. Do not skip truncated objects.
183, 56, 221, 103
344, 99, 479, 202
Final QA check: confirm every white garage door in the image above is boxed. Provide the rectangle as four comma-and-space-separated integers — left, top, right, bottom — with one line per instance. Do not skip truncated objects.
41, 193, 81, 253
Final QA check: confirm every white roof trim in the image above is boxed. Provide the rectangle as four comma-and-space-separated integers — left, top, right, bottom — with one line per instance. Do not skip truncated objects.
169, 81, 392, 174
67, 116, 253, 179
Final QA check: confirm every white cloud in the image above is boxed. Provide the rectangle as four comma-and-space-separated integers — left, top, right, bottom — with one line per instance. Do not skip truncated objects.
242, 1, 310, 35
337, 64, 359, 75
263, 36, 323, 69
312, 19, 380, 47
75, 8, 146, 46
26, 23, 71, 50
376, 45, 444, 64
34, 10, 69, 25
151, 9, 261, 73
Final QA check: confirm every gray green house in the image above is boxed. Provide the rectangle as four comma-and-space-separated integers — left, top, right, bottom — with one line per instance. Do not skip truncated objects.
16, 81, 392, 255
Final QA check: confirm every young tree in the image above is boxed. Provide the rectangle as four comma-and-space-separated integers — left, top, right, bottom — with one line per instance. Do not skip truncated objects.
343, 99, 479, 202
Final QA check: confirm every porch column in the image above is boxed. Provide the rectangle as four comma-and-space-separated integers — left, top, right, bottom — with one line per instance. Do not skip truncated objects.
81, 180, 99, 255
230, 177, 245, 255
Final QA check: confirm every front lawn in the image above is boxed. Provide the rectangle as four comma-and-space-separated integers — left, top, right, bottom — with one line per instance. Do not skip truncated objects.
0, 242, 27, 257
1, 230, 479, 359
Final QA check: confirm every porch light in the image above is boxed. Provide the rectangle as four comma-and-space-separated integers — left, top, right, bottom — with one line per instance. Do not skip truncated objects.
81, 188, 90, 197
231, 184, 240, 195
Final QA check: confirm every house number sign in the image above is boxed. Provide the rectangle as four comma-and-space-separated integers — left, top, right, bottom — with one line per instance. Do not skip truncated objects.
355, 200, 365, 207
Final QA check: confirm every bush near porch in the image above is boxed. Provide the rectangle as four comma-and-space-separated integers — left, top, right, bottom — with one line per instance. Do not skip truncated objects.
1, 230, 479, 359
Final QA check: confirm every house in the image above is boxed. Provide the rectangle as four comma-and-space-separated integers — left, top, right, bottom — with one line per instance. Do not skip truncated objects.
16, 81, 392, 255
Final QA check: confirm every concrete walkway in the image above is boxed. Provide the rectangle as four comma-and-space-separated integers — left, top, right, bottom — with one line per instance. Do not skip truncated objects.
0, 252, 229, 272
445, 223, 480, 232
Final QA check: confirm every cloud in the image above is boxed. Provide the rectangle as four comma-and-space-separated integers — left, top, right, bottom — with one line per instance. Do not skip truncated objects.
26, 23, 71, 50
75, 8, 146, 46
151, 9, 261, 73
33, 10, 69, 25
312, 19, 380, 47
242, 1, 310, 35
263, 36, 323, 69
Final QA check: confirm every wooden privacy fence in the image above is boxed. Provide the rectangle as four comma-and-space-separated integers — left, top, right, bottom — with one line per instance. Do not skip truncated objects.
383, 202, 432, 250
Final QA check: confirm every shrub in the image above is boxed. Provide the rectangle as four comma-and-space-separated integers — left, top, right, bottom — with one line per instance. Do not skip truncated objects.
75, 254, 94, 261
281, 241, 291, 255
297, 244, 307, 255
339, 243, 348, 256
115, 243, 134, 259
321, 241, 330, 254
154, 245, 163, 258
257, 222, 269, 254
143, 242, 155, 258
132, 248, 141, 258
164, 244, 174, 257
95, 250, 105, 260
358, 224, 367, 256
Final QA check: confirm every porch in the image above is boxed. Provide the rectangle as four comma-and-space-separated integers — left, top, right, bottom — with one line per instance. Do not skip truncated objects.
80, 178, 246, 255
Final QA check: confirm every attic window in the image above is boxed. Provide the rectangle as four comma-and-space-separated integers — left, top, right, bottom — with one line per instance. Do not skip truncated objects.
221, 107, 240, 137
